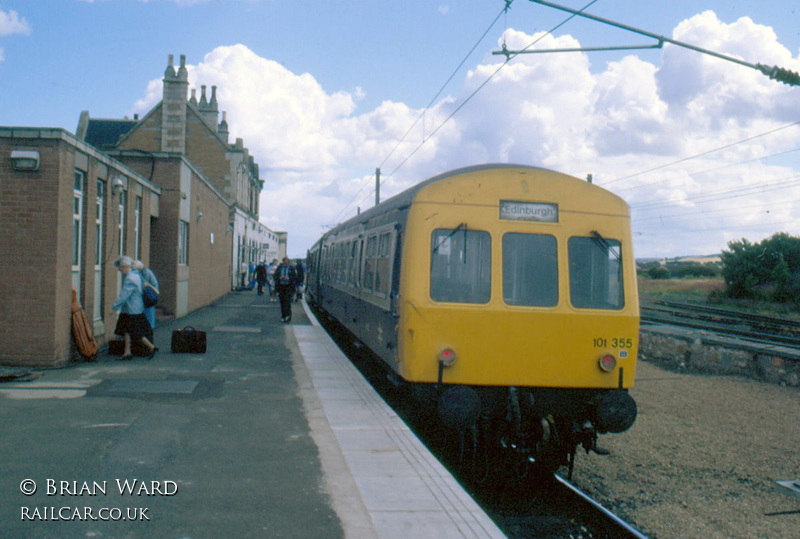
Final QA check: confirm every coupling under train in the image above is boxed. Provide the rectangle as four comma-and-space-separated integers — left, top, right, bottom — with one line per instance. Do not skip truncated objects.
306, 164, 638, 478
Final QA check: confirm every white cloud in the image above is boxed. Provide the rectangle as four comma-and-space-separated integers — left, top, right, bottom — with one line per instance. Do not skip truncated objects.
131, 12, 800, 258
0, 9, 31, 36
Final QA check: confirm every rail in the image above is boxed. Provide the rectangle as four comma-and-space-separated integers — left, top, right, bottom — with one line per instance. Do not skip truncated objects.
640, 300, 800, 349
554, 474, 649, 538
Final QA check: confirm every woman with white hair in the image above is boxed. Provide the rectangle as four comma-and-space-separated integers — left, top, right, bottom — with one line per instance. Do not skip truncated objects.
112, 255, 158, 360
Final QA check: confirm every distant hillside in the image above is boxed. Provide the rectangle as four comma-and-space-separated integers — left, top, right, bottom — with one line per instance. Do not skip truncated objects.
637, 255, 722, 265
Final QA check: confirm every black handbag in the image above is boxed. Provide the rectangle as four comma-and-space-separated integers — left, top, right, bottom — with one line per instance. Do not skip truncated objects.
171, 326, 207, 353
143, 282, 159, 308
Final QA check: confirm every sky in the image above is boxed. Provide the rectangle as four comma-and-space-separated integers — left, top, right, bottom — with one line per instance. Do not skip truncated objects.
2, 0, 800, 260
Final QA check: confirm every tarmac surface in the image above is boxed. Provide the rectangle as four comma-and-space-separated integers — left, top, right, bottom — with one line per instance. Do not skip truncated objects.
0, 290, 504, 538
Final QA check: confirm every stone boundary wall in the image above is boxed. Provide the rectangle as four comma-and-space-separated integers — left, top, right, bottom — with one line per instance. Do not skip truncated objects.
639, 325, 800, 387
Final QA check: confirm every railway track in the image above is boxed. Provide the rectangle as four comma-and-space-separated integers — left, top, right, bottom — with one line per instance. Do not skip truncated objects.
640, 300, 800, 348
481, 471, 648, 538
316, 308, 648, 538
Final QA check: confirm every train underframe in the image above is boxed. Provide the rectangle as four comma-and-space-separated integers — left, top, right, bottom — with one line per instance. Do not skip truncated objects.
411, 382, 637, 481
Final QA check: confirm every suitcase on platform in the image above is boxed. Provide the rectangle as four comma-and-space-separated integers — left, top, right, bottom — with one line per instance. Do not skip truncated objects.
171, 326, 207, 353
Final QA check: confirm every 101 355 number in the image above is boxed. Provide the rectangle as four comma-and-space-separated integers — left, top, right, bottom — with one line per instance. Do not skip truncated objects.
593, 337, 634, 349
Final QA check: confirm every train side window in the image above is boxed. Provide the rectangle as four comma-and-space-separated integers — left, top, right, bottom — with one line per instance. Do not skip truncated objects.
375, 232, 391, 296
568, 236, 624, 310
334, 243, 342, 284
502, 233, 558, 307
430, 228, 491, 304
345, 241, 354, 286
320, 247, 328, 282
349, 240, 361, 287
337, 243, 346, 284
363, 235, 377, 291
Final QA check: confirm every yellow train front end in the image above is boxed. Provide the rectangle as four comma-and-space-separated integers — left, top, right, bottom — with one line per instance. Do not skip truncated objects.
395, 165, 638, 472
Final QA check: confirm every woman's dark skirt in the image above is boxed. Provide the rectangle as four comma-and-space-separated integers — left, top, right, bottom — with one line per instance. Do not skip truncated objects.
114, 313, 153, 341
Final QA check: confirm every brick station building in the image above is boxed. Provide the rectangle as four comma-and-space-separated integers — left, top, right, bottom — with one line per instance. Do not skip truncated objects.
0, 54, 283, 367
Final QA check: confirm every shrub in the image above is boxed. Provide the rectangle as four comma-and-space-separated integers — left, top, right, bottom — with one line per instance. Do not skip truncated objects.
721, 233, 800, 303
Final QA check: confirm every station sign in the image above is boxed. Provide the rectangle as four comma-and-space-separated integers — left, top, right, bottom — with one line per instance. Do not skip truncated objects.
499, 200, 558, 223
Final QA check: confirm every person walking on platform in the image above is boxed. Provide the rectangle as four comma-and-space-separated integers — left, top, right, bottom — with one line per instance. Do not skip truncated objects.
294, 260, 305, 302
112, 256, 158, 360
267, 259, 279, 302
254, 261, 268, 296
275, 257, 298, 322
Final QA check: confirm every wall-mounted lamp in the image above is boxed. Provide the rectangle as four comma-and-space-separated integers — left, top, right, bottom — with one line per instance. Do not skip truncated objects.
112, 177, 125, 196
196, 211, 204, 222
10, 150, 40, 171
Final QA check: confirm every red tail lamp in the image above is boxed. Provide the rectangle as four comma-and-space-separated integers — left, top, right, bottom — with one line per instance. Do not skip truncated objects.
439, 348, 457, 367
598, 354, 617, 372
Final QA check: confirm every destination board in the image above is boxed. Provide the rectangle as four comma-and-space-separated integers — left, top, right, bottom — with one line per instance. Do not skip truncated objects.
499, 200, 558, 223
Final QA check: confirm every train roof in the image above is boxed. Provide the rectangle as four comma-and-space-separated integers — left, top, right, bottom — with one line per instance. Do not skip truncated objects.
312, 163, 615, 249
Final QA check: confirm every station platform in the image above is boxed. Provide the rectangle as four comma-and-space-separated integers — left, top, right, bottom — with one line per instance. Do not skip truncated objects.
0, 290, 504, 538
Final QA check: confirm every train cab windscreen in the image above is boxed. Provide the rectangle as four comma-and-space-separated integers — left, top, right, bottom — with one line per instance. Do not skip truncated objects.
430, 228, 491, 304
568, 236, 624, 310
502, 233, 558, 306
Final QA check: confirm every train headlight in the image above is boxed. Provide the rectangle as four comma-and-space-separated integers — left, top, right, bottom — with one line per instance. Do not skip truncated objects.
598, 354, 617, 372
439, 348, 457, 367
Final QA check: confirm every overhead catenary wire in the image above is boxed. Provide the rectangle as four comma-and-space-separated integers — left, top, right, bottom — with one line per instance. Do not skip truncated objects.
331, 0, 518, 226
615, 145, 800, 196
629, 170, 800, 240
635, 197, 800, 224
334, 0, 600, 225
378, 1, 515, 172
605, 120, 800, 187
516, 1, 800, 244
631, 172, 800, 211
640, 219, 794, 237
527, 0, 800, 86
378, 0, 599, 179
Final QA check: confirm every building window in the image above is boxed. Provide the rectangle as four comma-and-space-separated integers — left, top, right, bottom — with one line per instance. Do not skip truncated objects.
95, 180, 104, 265
134, 195, 142, 260
72, 170, 84, 267
178, 220, 189, 265
72, 170, 85, 299
94, 179, 105, 321
118, 190, 126, 256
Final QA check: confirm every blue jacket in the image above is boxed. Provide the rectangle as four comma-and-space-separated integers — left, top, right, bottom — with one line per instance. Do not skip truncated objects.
112, 271, 145, 314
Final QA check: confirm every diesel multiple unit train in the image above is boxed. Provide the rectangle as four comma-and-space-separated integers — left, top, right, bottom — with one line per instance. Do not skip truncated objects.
306, 164, 638, 477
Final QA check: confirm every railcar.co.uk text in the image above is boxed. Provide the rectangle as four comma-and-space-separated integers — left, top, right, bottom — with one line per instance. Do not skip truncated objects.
18, 478, 178, 522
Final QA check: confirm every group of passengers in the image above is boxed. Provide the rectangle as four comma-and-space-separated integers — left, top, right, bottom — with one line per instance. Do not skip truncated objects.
111, 255, 159, 361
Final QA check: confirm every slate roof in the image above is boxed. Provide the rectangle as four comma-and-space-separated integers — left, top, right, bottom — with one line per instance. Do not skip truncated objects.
84, 119, 138, 149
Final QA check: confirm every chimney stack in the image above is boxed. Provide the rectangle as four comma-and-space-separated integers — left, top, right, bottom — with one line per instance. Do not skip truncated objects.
160, 53, 189, 153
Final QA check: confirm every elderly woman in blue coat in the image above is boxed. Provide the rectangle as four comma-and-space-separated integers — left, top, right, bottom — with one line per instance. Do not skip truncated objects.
112, 256, 158, 360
